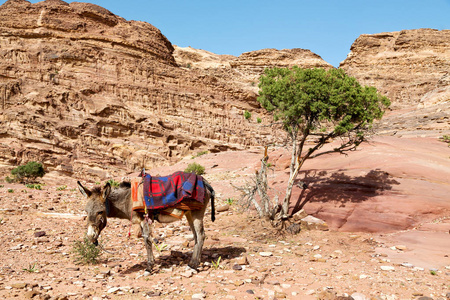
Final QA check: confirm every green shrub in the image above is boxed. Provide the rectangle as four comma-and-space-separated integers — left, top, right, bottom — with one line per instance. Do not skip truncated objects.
257, 117, 262, 123
10, 161, 45, 183
244, 110, 251, 120
72, 237, 102, 265
7, 189, 14, 193
26, 183, 42, 190
5, 176, 14, 183
439, 135, 450, 147
184, 162, 205, 175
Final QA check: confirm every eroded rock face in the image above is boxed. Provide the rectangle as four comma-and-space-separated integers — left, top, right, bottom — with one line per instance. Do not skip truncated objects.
340, 29, 450, 109
0, 0, 331, 180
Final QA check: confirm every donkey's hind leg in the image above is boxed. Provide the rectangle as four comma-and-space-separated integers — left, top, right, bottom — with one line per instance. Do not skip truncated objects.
185, 211, 205, 270
141, 220, 155, 272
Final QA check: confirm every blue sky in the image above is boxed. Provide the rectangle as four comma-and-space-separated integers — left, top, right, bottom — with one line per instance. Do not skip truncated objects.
4, 0, 450, 66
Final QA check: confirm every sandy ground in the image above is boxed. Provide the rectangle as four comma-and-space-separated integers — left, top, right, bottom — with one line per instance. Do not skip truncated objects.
0, 135, 449, 299
0, 182, 449, 300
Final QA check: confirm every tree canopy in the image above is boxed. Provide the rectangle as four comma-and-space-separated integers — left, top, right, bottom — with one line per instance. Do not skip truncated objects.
258, 67, 390, 138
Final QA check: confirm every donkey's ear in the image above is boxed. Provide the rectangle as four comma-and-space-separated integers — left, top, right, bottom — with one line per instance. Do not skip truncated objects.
102, 182, 111, 200
77, 181, 91, 198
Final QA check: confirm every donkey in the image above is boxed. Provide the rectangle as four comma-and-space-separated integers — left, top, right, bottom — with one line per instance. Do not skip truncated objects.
77, 178, 215, 271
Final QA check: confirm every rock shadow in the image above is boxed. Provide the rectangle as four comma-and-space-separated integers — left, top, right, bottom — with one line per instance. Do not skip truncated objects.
292, 168, 400, 213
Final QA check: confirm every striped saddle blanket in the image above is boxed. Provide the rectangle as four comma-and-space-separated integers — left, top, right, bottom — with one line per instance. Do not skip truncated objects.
131, 171, 205, 219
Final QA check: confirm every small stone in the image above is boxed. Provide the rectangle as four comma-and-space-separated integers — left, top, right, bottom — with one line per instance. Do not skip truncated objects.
181, 270, 194, 278
11, 283, 27, 289
107, 287, 120, 294
34, 231, 46, 237
233, 280, 244, 286
10, 244, 23, 251
380, 266, 395, 271
146, 291, 162, 297
395, 245, 407, 251
246, 290, 255, 294
192, 292, 206, 299
24, 290, 40, 299
66, 267, 80, 271
236, 256, 249, 265
216, 205, 229, 212
292, 209, 308, 221
259, 252, 273, 257
351, 292, 368, 300
274, 291, 287, 298
401, 263, 414, 268
232, 264, 243, 271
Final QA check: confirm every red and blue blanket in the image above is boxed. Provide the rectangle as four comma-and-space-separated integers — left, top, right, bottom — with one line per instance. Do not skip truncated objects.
142, 171, 205, 210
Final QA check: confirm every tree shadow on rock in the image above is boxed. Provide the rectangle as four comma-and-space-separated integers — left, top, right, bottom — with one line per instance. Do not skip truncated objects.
292, 168, 400, 214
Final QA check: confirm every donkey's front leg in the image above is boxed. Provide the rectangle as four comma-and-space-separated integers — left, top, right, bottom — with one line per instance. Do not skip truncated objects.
141, 220, 155, 271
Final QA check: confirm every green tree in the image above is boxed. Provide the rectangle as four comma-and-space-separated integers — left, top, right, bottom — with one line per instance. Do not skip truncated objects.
258, 67, 390, 220
11, 161, 45, 183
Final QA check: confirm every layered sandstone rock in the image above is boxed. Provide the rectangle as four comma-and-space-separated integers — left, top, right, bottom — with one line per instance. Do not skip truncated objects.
174, 46, 333, 94
0, 0, 331, 180
340, 29, 450, 108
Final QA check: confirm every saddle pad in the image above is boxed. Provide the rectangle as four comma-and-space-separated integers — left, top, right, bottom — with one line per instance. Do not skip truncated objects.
143, 171, 205, 210
131, 172, 205, 212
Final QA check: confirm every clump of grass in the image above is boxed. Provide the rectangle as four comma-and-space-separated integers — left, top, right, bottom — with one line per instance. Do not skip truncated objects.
244, 110, 251, 120
7, 189, 14, 193
257, 117, 262, 123
225, 198, 235, 205
56, 185, 67, 191
211, 256, 222, 269
23, 262, 38, 273
72, 237, 102, 265
184, 162, 205, 175
106, 179, 120, 188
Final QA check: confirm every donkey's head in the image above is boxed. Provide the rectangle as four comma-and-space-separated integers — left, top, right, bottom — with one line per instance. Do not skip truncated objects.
77, 181, 111, 245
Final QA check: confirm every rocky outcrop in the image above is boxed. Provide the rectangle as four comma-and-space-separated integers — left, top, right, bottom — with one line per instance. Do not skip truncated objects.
174, 46, 333, 94
0, 0, 332, 180
340, 29, 450, 109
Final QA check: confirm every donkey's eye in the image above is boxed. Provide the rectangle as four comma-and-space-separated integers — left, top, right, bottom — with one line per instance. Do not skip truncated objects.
97, 211, 104, 215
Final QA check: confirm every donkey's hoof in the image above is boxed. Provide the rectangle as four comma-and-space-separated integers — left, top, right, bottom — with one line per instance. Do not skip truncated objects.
146, 262, 156, 273
188, 261, 199, 271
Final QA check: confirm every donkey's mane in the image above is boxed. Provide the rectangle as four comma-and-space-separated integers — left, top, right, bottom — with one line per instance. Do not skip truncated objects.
91, 186, 102, 194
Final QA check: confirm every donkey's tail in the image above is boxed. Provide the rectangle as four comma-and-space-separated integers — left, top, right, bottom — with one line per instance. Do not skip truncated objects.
204, 180, 215, 222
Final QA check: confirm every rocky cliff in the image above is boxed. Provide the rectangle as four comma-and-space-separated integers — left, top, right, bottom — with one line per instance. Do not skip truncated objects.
340, 29, 450, 136
340, 29, 449, 108
0, 0, 332, 180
